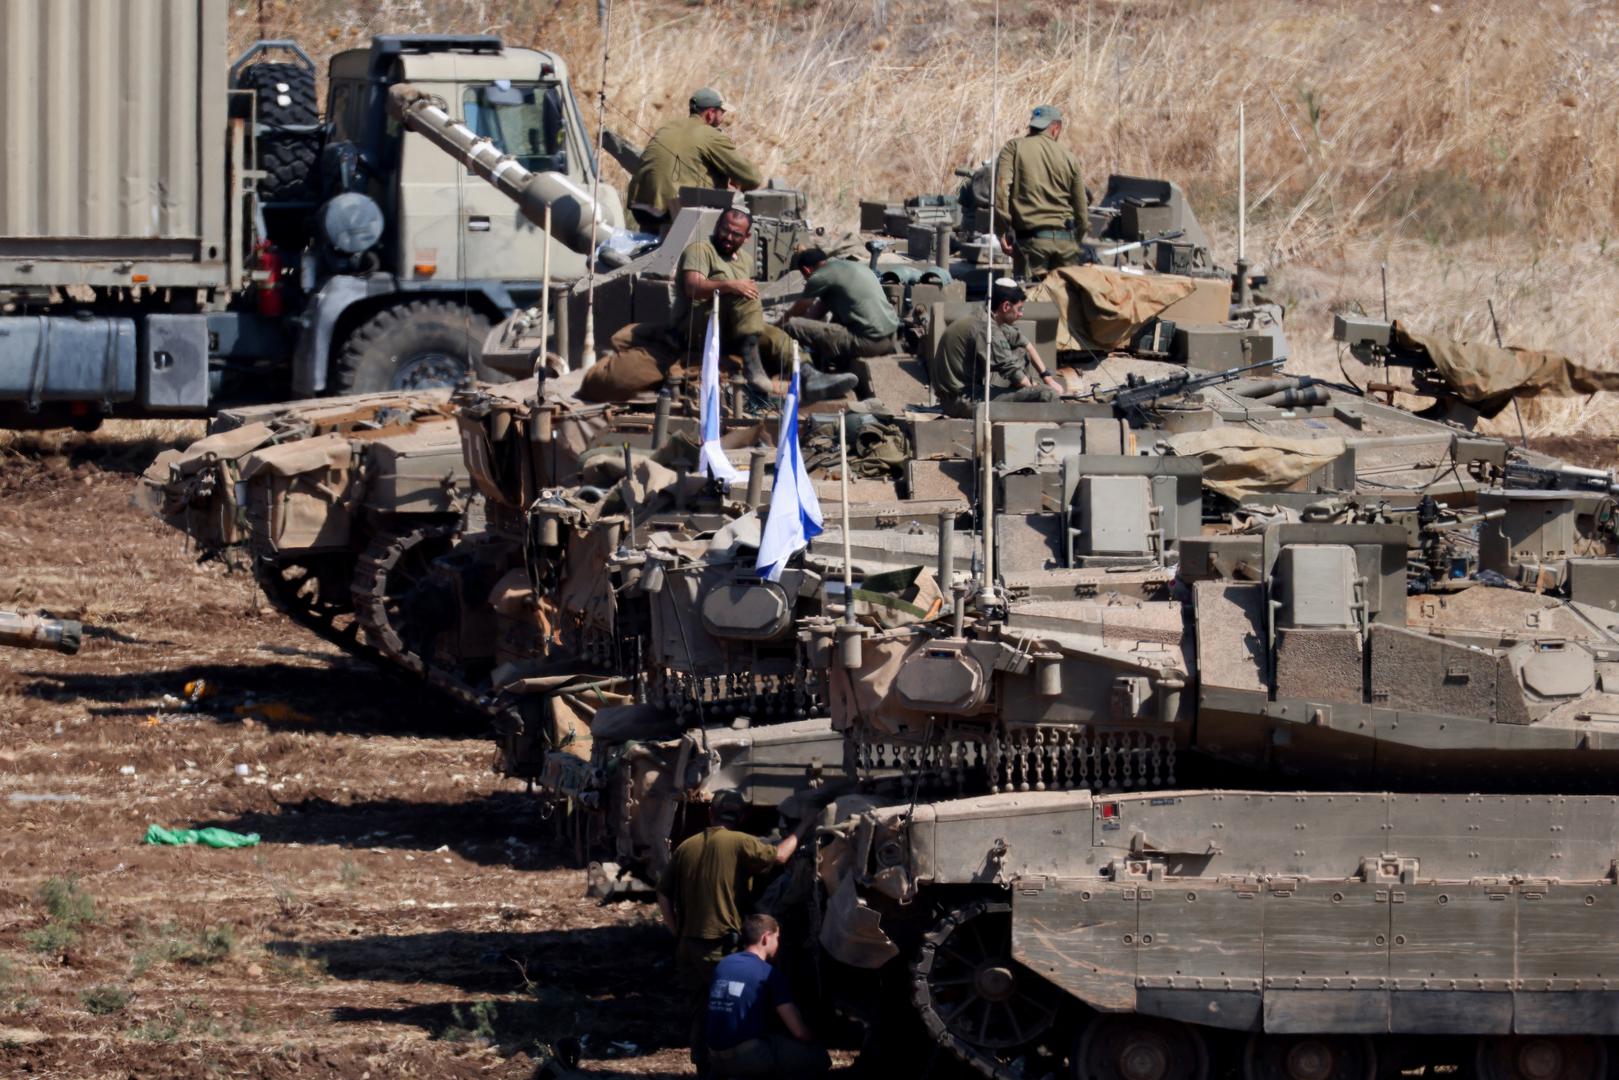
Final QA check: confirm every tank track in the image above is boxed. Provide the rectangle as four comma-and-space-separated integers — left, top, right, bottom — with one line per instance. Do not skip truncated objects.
910, 899, 1063, 1080
349, 522, 456, 674
253, 554, 367, 657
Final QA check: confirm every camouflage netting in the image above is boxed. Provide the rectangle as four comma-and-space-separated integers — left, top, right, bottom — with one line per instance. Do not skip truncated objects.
1029, 265, 1197, 351
1393, 321, 1619, 412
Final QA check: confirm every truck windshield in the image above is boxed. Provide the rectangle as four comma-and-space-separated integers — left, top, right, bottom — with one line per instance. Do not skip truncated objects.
462, 82, 568, 174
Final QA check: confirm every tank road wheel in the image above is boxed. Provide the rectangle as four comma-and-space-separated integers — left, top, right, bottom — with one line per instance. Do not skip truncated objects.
1477, 1037, 1609, 1080
351, 524, 456, 670
1076, 1014, 1210, 1080
911, 900, 1064, 1078
1243, 1035, 1375, 1080
334, 301, 498, 394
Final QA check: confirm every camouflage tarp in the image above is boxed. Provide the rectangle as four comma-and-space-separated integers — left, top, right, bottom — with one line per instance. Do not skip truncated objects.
1166, 428, 1347, 500
1029, 265, 1197, 351
1393, 321, 1619, 408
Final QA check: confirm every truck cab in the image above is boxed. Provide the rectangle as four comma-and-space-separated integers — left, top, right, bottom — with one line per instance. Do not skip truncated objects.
324, 37, 615, 296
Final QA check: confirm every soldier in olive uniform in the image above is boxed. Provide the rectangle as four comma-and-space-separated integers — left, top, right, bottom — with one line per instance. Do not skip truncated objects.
659, 790, 805, 1075
928, 279, 1063, 418
627, 87, 763, 234
994, 105, 1088, 281
781, 247, 901, 371
674, 210, 856, 402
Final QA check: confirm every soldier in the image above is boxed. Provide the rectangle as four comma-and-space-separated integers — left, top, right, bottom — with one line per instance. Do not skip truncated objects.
705, 914, 831, 1079
658, 790, 806, 1075
627, 87, 763, 234
927, 278, 1063, 417
994, 104, 1088, 281
675, 211, 855, 402
781, 248, 901, 372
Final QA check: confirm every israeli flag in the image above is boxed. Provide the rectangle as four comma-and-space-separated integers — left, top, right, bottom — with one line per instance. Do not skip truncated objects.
755, 358, 823, 582
698, 310, 741, 485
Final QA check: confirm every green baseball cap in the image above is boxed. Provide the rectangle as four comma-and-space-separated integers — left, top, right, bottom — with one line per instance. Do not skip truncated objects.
690, 87, 730, 112
1029, 104, 1062, 130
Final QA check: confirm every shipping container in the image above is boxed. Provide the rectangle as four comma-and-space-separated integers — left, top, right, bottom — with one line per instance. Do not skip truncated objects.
0, 0, 228, 289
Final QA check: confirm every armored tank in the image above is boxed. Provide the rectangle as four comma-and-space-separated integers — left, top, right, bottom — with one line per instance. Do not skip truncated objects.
790, 347, 1619, 1078
141, 387, 473, 663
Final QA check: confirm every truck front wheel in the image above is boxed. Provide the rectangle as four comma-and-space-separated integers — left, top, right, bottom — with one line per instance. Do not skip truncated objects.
333, 301, 500, 394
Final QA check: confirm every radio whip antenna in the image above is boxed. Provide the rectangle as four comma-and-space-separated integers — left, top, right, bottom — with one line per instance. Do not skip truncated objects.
580, 0, 613, 369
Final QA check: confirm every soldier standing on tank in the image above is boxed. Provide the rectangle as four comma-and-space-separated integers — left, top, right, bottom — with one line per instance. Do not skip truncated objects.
659, 790, 807, 1076
675, 211, 856, 402
994, 104, 1088, 281
928, 278, 1063, 417
627, 87, 763, 234
780, 247, 902, 371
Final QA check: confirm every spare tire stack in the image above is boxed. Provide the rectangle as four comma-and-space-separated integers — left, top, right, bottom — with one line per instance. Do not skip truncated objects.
233, 55, 321, 252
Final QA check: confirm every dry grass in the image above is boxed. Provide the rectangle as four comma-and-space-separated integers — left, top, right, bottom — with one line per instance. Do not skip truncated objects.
232, 0, 1619, 432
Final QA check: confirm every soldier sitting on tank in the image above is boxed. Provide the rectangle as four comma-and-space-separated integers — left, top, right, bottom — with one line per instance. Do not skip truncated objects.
779, 248, 901, 372
626, 87, 763, 235
675, 210, 856, 403
928, 279, 1064, 418
995, 104, 1088, 281
659, 790, 808, 1076
704, 913, 831, 1079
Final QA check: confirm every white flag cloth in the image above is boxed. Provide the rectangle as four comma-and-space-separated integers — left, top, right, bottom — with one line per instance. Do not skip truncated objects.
754, 363, 823, 582
697, 313, 741, 485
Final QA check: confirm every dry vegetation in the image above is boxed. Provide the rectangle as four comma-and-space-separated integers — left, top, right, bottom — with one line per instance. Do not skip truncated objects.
237, 0, 1619, 433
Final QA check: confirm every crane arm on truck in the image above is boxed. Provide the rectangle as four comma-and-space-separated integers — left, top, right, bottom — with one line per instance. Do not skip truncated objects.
386, 83, 616, 258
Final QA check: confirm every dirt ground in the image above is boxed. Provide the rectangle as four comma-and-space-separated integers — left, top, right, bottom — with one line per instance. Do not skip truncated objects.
4, 422, 1616, 1079
0, 425, 692, 1079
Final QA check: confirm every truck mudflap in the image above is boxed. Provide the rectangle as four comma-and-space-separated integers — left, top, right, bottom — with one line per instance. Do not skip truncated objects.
0, 315, 136, 408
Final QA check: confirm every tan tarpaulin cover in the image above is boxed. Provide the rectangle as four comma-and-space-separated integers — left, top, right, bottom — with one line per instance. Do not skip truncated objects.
826, 626, 932, 735
1029, 265, 1198, 352
239, 432, 353, 480
1393, 321, 1619, 406
1166, 428, 1347, 500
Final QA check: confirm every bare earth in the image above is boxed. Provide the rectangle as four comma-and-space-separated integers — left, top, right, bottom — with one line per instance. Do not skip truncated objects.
0, 428, 688, 1079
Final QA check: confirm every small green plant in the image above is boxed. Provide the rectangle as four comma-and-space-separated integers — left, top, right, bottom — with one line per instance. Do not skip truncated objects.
338, 858, 364, 888
264, 944, 327, 986
439, 999, 499, 1043
132, 1005, 187, 1042
132, 922, 235, 976
24, 876, 96, 954
81, 985, 132, 1015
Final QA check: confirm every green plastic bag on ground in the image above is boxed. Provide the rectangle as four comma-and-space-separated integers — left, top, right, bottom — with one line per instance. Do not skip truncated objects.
143, 824, 260, 848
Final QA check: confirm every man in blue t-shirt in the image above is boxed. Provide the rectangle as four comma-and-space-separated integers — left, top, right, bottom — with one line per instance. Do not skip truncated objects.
705, 913, 831, 1078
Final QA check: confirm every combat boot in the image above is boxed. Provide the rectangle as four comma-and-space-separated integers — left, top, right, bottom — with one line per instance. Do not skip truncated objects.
738, 335, 773, 396
800, 365, 858, 404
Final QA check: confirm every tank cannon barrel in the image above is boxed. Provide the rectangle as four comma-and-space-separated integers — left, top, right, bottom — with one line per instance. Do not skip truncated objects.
0, 611, 82, 654
386, 83, 614, 258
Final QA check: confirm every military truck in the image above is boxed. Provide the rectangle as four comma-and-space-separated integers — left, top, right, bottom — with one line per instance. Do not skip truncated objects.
0, 0, 620, 429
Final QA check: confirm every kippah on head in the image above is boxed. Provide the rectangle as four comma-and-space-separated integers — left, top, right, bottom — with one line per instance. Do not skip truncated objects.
711, 788, 746, 825
791, 247, 828, 273
992, 277, 1026, 306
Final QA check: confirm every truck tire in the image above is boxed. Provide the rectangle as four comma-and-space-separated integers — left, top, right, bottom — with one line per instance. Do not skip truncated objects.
236, 62, 320, 211
236, 61, 316, 126
333, 300, 503, 394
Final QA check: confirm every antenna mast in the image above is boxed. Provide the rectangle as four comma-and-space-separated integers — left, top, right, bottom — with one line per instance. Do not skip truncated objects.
581, 0, 613, 368
976, 0, 1002, 615
1236, 100, 1251, 309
